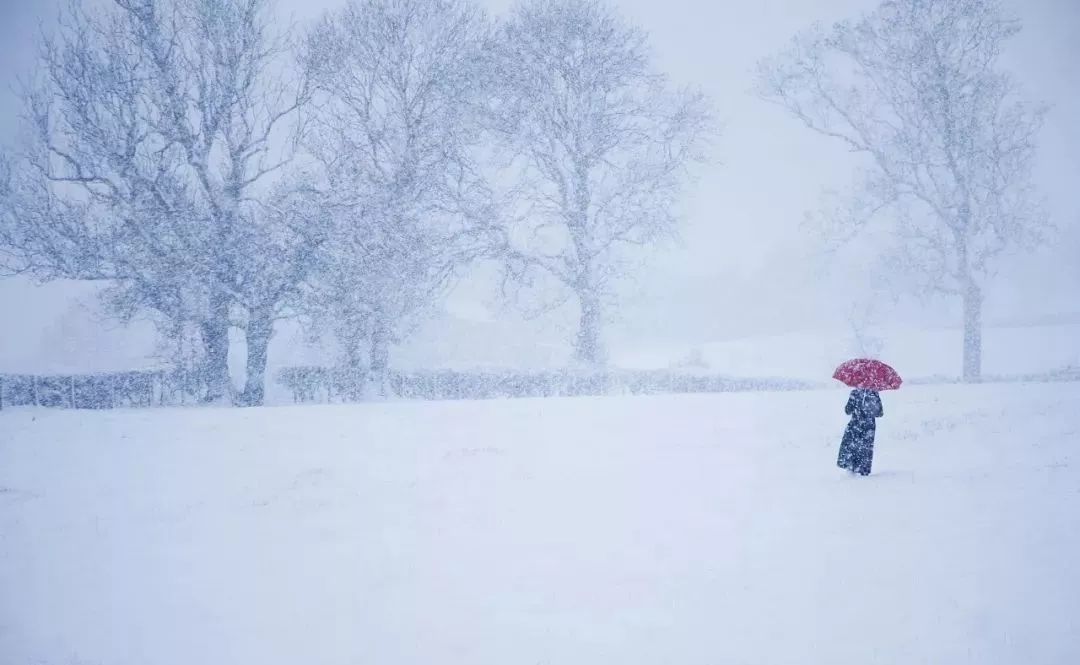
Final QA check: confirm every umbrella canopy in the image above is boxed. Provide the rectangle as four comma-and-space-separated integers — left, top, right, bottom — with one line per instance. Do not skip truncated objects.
833, 358, 902, 391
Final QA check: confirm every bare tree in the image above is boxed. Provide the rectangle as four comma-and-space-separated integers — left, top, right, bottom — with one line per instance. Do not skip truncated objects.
0, 0, 309, 403
301, 0, 493, 397
758, 0, 1047, 381
232, 180, 326, 405
485, 0, 711, 366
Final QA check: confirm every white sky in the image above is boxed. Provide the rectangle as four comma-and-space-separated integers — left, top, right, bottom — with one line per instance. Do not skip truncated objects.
1, 0, 1077, 367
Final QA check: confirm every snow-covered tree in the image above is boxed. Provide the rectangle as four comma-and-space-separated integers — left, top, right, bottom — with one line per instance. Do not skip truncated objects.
758, 0, 1047, 382
0, 0, 310, 403
485, 0, 711, 366
232, 180, 326, 405
301, 0, 493, 397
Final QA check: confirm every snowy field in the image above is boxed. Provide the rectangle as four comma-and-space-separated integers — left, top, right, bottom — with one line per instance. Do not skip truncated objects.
2, 384, 1079, 665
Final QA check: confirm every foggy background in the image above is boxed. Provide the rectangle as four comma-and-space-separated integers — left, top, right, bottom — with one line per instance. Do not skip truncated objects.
1, 0, 1077, 374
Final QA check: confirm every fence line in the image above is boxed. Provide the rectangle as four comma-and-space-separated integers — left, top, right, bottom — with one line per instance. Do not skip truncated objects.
0, 370, 208, 410
2, 365, 1077, 411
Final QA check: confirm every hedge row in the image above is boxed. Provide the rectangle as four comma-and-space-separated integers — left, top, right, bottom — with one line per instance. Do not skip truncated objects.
274, 366, 818, 403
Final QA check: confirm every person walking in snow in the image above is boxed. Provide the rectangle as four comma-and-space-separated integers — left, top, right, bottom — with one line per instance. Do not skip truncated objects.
837, 388, 883, 476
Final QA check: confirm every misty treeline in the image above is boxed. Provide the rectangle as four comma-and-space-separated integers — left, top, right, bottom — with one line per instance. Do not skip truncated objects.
0, 0, 1051, 406
0, 0, 712, 405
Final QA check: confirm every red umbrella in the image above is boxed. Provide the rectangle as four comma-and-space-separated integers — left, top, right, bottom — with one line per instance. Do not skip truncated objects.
833, 358, 902, 391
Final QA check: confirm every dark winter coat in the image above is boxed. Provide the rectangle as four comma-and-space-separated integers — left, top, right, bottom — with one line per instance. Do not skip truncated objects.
837, 389, 883, 476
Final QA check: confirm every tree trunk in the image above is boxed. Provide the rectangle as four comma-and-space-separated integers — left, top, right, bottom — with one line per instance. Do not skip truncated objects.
569, 160, 604, 368
962, 282, 983, 383
367, 313, 391, 399
200, 290, 232, 404
574, 291, 605, 366
239, 308, 274, 407
339, 325, 367, 402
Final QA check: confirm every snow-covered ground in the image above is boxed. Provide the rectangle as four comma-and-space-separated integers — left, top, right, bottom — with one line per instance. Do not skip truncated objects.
2, 384, 1078, 664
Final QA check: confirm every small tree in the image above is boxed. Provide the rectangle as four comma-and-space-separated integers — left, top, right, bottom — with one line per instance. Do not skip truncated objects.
486, 0, 711, 366
302, 0, 493, 396
758, 0, 1047, 381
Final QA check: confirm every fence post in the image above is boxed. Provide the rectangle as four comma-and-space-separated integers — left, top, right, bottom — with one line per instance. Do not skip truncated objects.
32, 376, 39, 407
